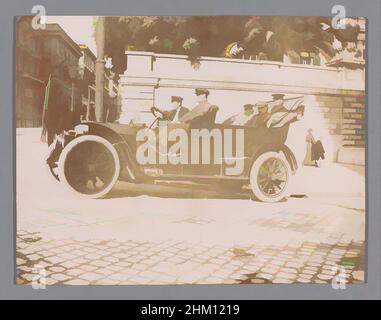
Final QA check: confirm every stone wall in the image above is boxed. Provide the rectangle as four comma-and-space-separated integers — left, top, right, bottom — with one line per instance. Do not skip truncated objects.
119, 51, 365, 165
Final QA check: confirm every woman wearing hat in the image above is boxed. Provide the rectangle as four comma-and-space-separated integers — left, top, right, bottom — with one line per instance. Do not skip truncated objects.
302, 128, 317, 167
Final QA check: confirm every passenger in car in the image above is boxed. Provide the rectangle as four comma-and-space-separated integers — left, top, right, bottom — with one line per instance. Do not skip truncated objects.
224, 104, 255, 126
246, 101, 271, 128
179, 89, 212, 124
270, 93, 288, 114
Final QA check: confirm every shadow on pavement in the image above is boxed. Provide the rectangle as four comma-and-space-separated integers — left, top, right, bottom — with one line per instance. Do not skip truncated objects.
106, 181, 254, 200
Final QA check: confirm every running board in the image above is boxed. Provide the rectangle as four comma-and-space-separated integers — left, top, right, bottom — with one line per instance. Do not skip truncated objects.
154, 174, 249, 183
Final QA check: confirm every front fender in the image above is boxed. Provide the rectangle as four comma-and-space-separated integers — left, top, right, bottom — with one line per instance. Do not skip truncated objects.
47, 122, 146, 183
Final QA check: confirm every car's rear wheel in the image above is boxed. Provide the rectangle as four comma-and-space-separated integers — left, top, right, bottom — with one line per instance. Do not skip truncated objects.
250, 151, 290, 202
57, 135, 120, 199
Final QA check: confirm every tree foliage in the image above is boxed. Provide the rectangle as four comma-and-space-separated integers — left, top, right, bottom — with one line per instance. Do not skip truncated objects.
102, 16, 361, 76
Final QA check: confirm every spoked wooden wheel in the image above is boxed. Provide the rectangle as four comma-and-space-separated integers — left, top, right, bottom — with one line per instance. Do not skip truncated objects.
57, 135, 120, 199
250, 152, 290, 202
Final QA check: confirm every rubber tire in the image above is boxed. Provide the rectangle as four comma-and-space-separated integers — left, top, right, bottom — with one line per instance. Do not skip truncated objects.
250, 151, 291, 203
57, 135, 120, 199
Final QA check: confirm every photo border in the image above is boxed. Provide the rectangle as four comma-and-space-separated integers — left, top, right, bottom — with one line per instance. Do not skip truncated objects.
1, 0, 380, 300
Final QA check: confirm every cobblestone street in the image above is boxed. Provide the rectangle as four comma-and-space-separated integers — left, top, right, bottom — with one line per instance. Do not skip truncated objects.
16, 129, 366, 285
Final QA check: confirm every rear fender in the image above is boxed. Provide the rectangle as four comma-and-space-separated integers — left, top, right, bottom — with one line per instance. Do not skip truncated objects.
247, 144, 298, 175
280, 144, 298, 174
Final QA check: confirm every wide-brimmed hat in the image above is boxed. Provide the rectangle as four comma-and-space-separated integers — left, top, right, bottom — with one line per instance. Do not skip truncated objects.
255, 101, 268, 109
243, 104, 254, 110
171, 96, 183, 103
195, 88, 210, 97
272, 93, 285, 100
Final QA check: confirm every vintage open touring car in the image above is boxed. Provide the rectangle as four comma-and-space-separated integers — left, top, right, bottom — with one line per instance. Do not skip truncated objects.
46, 99, 304, 203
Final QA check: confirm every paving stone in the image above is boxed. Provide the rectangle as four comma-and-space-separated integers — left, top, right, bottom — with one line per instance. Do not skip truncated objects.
306, 262, 321, 268
279, 267, 297, 274
46, 256, 65, 264
79, 265, 98, 272
269, 259, 285, 267
317, 274, 333, 281
90, 260, 111, 268
305, 265, 319, 271
297, 277, 311, 283
250, 278, 266, 284
49, 266, 66, 273
285, 262, 304, 269
64, 279, 90, 285
256, 273, 273, 280
71, 258, 90, 264
260, 267, 279, 274
85, 253, 103, 260
50, 273, 71, 282
106, 265, 125, 272
45, 278, 59, 285
59, 253, 77, 260
60, 261, 79, 269
18, 264, 32, 273
66, 269, 85, 277
276, 272, 296, 280
79, 272, 104, 282
273, 278, 294, 284
299, 273, 313, 280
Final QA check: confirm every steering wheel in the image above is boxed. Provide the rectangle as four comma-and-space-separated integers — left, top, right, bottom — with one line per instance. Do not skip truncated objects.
149, 106, 170, 128
150, 106, 168, 120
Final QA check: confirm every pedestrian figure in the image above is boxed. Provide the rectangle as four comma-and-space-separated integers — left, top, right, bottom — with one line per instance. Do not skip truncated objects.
312, 137, 325, 167
302, 128, 317, 167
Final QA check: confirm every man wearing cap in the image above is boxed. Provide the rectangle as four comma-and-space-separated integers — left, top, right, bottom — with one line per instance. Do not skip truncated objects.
270, 93, 288, 114
224, 104, 255, 125
246, 101, 271, 128
165, 96, 190, 122
179, 88, 212, 123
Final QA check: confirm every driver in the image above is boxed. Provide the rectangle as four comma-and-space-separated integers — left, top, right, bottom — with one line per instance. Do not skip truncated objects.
165, 96, 190, 122
179, 88, 212, 124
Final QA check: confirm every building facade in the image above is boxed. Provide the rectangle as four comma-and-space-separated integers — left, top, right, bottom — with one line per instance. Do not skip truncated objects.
16, 21, 82, 128
16, 17, 45, 127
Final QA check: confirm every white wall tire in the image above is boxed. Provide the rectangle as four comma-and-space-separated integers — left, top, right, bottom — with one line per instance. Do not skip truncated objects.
57, 135, 120, 199
250, 151, 291, 203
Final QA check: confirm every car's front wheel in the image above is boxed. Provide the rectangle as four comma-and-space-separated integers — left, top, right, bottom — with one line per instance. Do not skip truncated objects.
57, 135, 120, 199
250, 151, 291, 202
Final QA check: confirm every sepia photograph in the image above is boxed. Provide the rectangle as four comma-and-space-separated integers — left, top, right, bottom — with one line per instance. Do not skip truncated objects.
15, 15, 366, 286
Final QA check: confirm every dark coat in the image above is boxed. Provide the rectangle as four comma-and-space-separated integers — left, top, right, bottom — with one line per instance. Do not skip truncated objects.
312, 140, 325, 161
246, 112, 271, 128
170, 106, 190, 121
